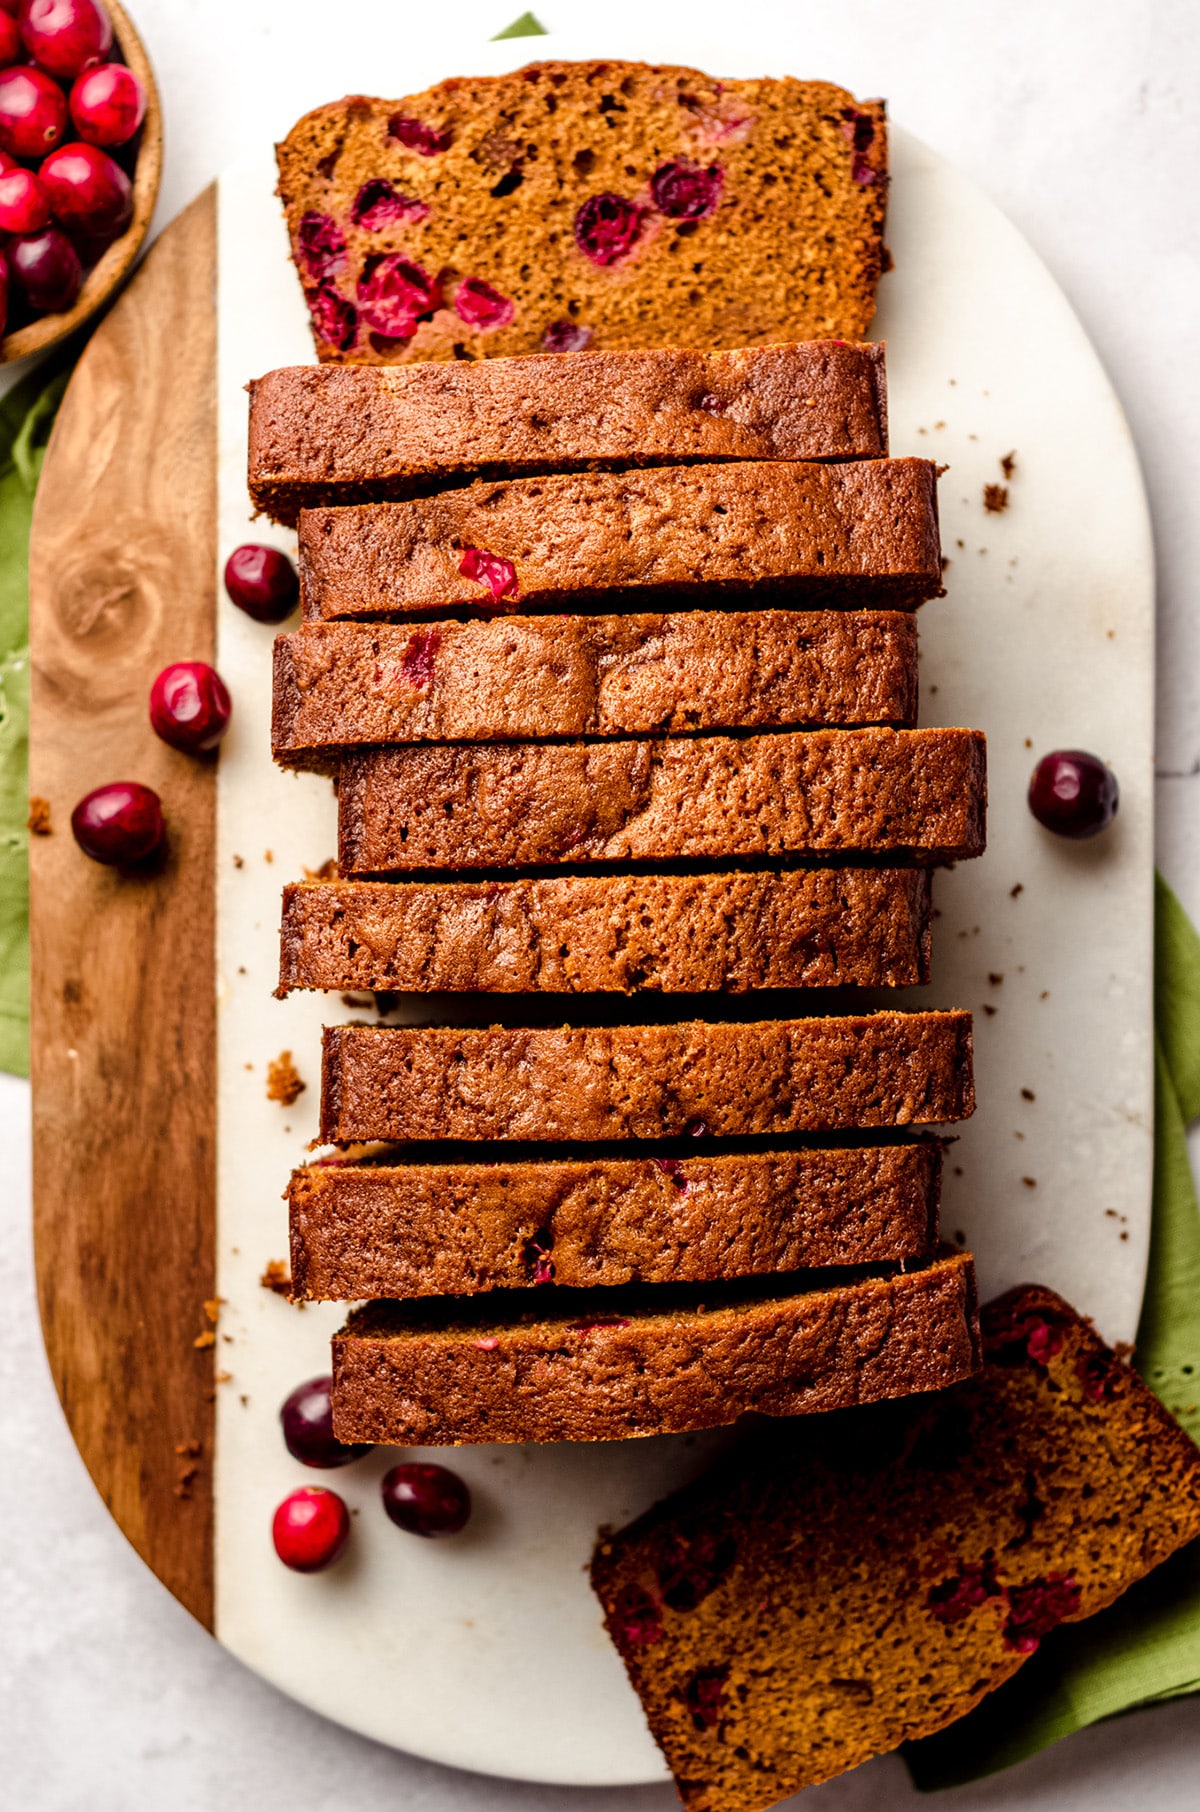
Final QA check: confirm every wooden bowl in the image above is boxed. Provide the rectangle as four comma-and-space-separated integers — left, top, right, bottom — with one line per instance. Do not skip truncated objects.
0, 0, 163, 365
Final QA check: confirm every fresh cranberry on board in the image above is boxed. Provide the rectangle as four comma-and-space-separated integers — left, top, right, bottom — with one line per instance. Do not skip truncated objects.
1028, 749, 1119, 839
39, 140, 131, 237
0, 66, 69, 163
19, 0, 113, 81
9, 225, 81, 311
381, 1462, 472, 1537
70, 781, 165, 865
280, 1376, 371, 1470
0, 168, 51, 236
69, 60, 145, 147
272, 1486, 351, 1573
223, 544, 299, 623
149, 661, 232, 755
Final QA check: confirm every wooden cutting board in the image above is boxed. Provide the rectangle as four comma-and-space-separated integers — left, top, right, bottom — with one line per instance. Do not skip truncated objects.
29, 187, 217, 1630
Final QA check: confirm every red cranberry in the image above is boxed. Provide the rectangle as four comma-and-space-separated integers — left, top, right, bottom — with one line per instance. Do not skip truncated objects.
9, 225, 81, 312
280, 1375, 370, 1469
0, 9, 19, 57
19, 0, 112, 80
1028, 749, 1118, 839
458, 547, 517, 605
574, 192, 642, 266
387, 114, 450, 155
927, 1559, 1000, 1625
684, 1666, 728, 1732
296, 209, 345, 279
611, 1583, 663, 1648
398, 626, 440, 687
356, 253, 439, 338
650, 160, 724, 219
0, 168, 51, 235
223, 543, 299, 623
454, 276, 514, 331
39, 141, 132, 237
542, 318, 591, 353
381, 1462, 471, 1537
1003, 1573, 1081, 1653
351, 178, 429, 230
306, 281, 357, 353
149, 661, 231, 755
0, 66, 69, 162
70, 781, 164, 865
69, 60, 146, 148
272, 1485, 350, 1573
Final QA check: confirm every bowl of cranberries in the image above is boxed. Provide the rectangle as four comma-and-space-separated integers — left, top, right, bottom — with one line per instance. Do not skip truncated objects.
0, 0, 161, 363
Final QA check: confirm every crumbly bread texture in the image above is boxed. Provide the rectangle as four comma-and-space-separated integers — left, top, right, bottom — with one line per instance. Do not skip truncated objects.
336, 728, 987, 875
291, 1142, 942, 1300
279, 869, 933, 995
247, 344, 888, 523
591, 1286, 1200, 1811
319, 1012, 974, 1144
275, 62, 887, 366
329, 1251, 979, 1446
273, 610, 920, 768
296, 462, 941, 621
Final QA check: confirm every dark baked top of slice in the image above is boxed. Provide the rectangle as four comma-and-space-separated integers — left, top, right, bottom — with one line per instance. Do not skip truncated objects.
247, 343, 888, 522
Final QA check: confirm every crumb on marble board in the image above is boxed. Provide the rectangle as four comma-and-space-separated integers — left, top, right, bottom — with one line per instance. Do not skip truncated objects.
267, 1051, 305, 1105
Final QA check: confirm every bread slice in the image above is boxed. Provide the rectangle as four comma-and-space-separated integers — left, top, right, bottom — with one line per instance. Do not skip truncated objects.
279, 869, 934, 995
319, 1011, 974, 1143
590, 1286, 1200, 1810
330, 1251, 979, 1446
291, 1142, 942, 1301
247, 343, 888, 523
296, 462, 941, 622
336, 727, 987, 875
273, 609, 920, 768
275, 62, 887, 366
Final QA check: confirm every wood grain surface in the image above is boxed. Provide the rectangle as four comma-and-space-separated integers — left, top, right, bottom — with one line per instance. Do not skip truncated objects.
29, 187, 217, 1629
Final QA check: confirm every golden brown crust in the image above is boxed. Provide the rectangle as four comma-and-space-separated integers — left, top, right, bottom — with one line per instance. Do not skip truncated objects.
274, 63, 887, 365
335, 727, 987, 875
278, 869, 933, 994
329, 1252, 979, 1445
290, 1142, 942, 1299
272, 610, 920, 767
247, 345, 891, 523
590, 1285, 1200, 1810
318, 1011, 975, 1144
295, 461, 940, 620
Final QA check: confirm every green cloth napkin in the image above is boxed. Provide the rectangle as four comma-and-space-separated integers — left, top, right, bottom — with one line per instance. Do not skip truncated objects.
0, 356, 71, 1080
906, 870, 1200, 1787
491, 12, 547, 39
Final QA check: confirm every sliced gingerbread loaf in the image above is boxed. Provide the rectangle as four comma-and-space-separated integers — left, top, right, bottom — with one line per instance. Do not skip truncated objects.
291, 1142, 942, 1301
279, 869, 933, 995
319, 1012, 974, 1144
273, 610, 920, 768
330, 1251, 979, 1446
336, 727, 987, 875
247, 343, 888, 523
295, 462, 941, 622
275, 62, 887, 366
590, 1286, 1200, 1811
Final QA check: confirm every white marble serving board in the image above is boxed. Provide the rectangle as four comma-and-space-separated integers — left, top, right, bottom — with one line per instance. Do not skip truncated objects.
212, 28, 1153, 1789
